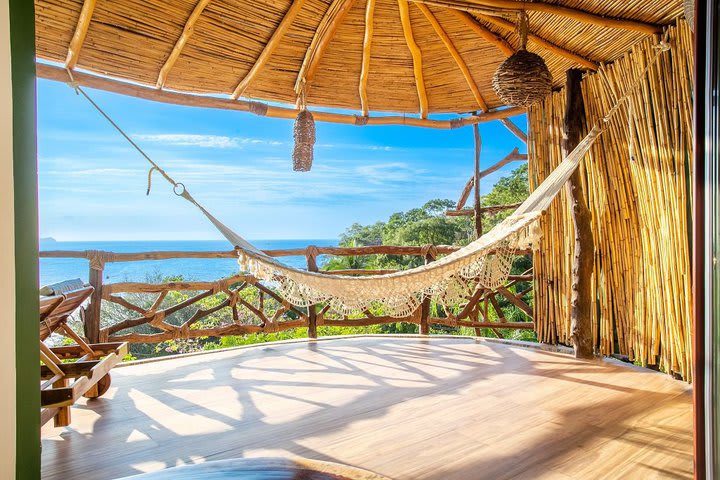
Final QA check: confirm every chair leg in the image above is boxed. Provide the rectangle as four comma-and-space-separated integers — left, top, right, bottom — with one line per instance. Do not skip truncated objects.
52, 377, 71, 428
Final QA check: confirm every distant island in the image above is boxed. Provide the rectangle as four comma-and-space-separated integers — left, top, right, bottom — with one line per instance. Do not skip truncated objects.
40, 237, 57, 243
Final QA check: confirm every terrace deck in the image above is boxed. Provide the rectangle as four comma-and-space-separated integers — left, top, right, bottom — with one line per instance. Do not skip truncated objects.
41, 336, 693, 479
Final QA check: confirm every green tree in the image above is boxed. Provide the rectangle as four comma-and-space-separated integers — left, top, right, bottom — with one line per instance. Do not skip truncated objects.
481, 164, 529, 232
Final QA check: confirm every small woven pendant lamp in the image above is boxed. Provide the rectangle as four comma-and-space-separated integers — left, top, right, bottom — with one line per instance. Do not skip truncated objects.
683, 0, 694, 31
492, 11, 552, 108
292, 87, 316, 172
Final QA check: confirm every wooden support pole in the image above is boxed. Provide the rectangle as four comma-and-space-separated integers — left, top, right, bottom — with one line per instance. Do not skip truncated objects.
398, 0, 429, 119
156, 0, 212, 89
451, 10, 514, 57
232, 0, 306, 99
295, 0, 358, 95
563, 69, 595, 359
474, 13, 600, 70
417, 4, 488, 111
85, 264, 103, 344
65, 0, 97, 69
306, 249, 319, 339
473, 122, 482, 238
419, 250, 435, 335
359, 0, 376, 116
411, 0, 660, 35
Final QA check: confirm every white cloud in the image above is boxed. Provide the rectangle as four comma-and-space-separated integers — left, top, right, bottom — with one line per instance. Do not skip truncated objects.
355, 162, 423, 183
134, 134, 240, 148
134, 134, 284, 149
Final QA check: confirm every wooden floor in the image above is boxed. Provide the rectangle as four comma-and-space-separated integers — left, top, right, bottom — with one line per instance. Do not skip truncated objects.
41, 336, 693, 480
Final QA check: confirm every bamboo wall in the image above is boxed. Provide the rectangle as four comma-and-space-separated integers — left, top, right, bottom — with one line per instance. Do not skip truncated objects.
528, 20, 694, 380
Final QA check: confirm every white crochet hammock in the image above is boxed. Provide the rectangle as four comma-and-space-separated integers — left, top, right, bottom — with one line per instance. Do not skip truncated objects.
181, 126, 600, 317
67, 37, 668, 317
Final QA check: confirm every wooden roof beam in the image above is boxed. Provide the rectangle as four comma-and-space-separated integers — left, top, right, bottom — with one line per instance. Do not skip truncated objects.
156, 0, 212, 89
65, 0, 97, 69
294, 0, 358, 96
232, 0, 307, 100
38, 62, 525, 128
416, 4, 488, 112
452, 10, 514, 57
398, 0, 429, 119
477, 13, 599, 70
359, 0, 376, 116
410, 0, 661, 35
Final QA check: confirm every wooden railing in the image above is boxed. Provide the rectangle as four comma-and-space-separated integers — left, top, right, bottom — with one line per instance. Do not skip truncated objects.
40, 245, 534, 345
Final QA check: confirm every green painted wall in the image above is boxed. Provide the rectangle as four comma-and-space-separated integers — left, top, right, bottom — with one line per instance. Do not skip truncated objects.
10, 0, 40, 477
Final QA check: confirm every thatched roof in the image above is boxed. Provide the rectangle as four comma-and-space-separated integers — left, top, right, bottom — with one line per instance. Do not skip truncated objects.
35, 0, 683, 120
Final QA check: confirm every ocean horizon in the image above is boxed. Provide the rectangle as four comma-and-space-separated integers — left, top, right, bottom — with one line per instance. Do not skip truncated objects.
39, 238, 338, 287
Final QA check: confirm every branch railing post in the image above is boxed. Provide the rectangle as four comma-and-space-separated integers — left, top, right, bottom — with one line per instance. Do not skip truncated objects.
84, 251, 105, 344
419, 246, 436, 335
306, 246, 319, 339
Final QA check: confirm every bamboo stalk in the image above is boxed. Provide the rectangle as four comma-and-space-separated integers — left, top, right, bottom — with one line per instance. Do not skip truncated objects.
528, 21, 693, 379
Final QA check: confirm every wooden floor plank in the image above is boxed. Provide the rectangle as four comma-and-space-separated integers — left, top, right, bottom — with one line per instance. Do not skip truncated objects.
41, 337, 693, 479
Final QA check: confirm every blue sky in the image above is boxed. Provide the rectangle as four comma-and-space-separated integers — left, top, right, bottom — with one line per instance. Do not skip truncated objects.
37, 78, 527, 241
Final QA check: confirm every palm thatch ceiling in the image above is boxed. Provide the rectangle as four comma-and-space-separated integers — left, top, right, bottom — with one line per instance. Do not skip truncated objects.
35, 0, 683, 119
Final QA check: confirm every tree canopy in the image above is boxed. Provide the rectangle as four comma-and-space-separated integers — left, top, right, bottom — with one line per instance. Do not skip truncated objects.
324, 164, 529, 271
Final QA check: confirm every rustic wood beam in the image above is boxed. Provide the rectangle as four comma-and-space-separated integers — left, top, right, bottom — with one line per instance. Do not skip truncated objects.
232, 0, 306, 99
473, 123, 483, 237
456, 147, 526, 209
417, 4, 488, 111
65, 0, 97, 69
39, 63, 523, 128
500, 118, 527, 143
359, 0, 376, 116
306, 251, 319, 339
156, 0, 212, 89
294, 0, 358, 96
563, 68, 595, 359
446, 202, 522, 216
496, 286, 533, 317
398, 0, 429, 118
476, 13, 599, 71
411, 0, 660, 35
322, 269, 398, 275
433, 318, 534, 329
451, 10, 514, 57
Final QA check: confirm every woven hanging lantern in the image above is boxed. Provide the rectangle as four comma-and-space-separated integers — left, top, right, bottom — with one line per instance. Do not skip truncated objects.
492, 12, 552, 108
292, 108, 315, 172
684, 0, 694, 31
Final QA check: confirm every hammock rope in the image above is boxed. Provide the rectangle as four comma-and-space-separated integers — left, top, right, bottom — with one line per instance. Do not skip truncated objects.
62, 35, 671, 316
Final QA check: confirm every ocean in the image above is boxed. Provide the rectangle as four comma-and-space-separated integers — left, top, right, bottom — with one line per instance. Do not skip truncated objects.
39, 239, 338, 287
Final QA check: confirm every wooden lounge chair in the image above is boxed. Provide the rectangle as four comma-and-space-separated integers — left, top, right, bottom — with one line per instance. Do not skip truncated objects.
40, 281, 128, 427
